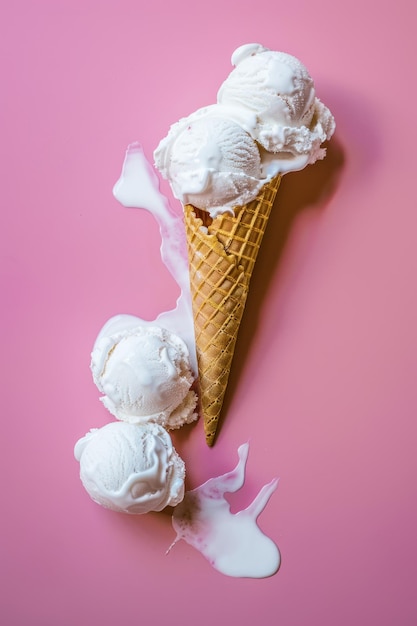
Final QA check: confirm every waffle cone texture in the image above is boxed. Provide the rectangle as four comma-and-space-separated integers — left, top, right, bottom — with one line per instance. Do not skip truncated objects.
184, 174, 282, 446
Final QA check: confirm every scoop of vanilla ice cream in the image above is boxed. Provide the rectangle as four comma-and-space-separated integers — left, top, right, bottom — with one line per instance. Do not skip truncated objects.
218, 43, 335, 160
91, 325, 197, 429
74, 422, 185, 513
154, 114, 264, 217
218, 44, 315, 131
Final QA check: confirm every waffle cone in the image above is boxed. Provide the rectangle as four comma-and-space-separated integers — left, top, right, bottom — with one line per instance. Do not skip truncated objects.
183, 174, 282, 446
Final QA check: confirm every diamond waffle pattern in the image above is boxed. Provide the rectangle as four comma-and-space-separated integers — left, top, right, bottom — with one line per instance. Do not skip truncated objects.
184, 174, 282, 445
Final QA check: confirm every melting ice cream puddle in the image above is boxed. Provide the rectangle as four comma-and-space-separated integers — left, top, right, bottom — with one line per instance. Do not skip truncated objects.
112, 144, 280, 578
170, 443, 280, 578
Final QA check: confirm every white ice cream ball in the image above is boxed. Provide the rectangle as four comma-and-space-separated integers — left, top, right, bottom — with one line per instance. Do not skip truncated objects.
90, 325, 197, 429
218, 44, 316, 144
74, 422, 185, 514
166, 116, 263, 214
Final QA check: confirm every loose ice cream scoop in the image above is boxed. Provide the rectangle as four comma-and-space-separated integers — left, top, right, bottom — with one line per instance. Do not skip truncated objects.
91, 324, 197, 429
74, 421, 185, 514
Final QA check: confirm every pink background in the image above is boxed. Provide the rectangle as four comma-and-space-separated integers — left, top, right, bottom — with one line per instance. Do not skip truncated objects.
1, 1, 416, 624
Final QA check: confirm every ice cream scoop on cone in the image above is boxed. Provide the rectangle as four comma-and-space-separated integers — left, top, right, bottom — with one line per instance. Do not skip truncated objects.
184, 174, 281, 445
154, 43, 335, 445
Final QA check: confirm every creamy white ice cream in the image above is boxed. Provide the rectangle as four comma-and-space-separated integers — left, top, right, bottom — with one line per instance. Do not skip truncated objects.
154, 43, 335, 215
164, 115, 263, 216
218, 43, 335, 160
155, 115, 264, 217
91, 324, 197, 429
74, 421, 185, 514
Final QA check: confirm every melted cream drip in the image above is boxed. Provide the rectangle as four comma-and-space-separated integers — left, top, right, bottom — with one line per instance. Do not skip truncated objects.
170, 443, 280, 578
112, 142, 197, 373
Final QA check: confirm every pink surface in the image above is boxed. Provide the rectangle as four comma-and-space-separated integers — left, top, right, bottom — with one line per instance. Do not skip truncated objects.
1, 1, 416, 624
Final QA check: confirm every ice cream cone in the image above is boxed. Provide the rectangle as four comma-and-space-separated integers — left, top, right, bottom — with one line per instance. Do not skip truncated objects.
184, 174, 282, 445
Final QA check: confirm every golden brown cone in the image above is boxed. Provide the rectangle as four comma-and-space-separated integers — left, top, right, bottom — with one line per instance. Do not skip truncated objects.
183, 174, 282, 446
